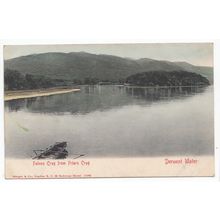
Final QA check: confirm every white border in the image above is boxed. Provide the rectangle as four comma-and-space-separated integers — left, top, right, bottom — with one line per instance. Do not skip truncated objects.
0, 0, 220, 218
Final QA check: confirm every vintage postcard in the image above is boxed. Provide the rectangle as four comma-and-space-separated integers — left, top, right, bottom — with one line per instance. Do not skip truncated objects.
4, 43, 214, 178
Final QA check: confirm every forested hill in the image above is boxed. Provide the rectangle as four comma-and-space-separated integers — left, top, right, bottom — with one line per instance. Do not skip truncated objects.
4, 52, 213, 84
4, 69, 55, 90
126, 71, 210, 87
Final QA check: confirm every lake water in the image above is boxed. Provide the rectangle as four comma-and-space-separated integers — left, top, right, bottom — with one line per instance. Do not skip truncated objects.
5, 85, 214, 158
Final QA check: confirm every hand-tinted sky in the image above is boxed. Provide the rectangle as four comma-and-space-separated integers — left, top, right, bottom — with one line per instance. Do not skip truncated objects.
4, 43, 213, 67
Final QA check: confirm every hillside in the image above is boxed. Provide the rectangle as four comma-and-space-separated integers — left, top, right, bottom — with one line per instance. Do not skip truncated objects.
4, 52, 213, 84
126, 71, 210, 86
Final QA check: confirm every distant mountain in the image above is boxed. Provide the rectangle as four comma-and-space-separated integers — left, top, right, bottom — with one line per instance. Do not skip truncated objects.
173, 61, 213, 83
136, 59, 213, 84
4, 52, 213, 84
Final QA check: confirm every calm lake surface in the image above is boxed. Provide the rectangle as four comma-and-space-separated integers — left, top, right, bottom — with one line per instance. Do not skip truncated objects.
5, 85, 214, 158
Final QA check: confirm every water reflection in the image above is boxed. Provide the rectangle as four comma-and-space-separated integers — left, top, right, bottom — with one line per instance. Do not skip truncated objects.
5, 85, 208, 114
4, 85, 214, 158
125, 86, 206, 100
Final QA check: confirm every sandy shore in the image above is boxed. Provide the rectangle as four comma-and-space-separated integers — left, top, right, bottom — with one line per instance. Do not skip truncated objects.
4, 87, 80, 101
5, 156, 214, 179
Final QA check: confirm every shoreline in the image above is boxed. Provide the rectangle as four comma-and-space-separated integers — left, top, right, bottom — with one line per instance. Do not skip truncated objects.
4, 87, 81, 101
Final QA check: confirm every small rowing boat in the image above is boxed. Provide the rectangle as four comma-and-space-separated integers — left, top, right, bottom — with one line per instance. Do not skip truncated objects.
32, 142, 68, 159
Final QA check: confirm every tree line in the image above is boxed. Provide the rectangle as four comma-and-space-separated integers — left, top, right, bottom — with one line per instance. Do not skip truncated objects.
4, 69, 125, 90
4, 69, 54, 90
126, 71, 210, 86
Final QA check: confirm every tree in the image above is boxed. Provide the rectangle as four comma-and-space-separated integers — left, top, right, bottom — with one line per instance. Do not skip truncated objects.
4, 69, 26, 90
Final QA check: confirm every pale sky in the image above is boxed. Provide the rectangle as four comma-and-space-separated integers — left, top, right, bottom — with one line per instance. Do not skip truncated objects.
4, 43, 213, 67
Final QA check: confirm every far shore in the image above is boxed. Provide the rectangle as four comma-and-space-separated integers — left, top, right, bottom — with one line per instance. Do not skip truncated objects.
4, 87, 80, 101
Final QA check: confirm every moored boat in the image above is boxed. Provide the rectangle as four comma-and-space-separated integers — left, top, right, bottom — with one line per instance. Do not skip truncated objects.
32, 142, 68, 159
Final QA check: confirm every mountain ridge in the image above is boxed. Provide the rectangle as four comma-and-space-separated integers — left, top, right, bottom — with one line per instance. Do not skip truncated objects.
4, 52, 213, 84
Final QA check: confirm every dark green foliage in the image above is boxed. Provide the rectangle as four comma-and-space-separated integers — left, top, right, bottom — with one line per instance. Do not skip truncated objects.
4, 69, 26, 90
83, 77, 99, 85
4, 69, 54, 91
25, 74, 54, 89
126, 71, 210, 86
